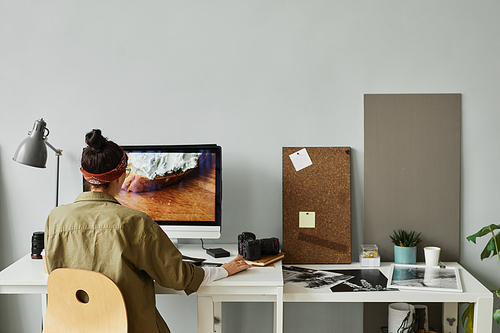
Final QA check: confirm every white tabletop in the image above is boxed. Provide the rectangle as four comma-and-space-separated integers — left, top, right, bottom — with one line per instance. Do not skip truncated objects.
0, 252, 491, 302
155, 244, 283, 295
0, 244, 283, 295
282, 262, 492, 303
0, 254, 47, 294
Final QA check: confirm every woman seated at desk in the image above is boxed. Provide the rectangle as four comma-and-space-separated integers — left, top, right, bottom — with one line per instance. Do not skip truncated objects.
44, 129, 251, 333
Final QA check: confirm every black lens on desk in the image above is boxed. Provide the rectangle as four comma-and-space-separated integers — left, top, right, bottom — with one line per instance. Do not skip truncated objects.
31, 231, 44, 259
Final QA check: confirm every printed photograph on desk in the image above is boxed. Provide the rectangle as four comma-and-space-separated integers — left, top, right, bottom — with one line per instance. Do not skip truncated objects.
328, 269, 398, 292
283, 266, 353, 290
387, 264, 463, 292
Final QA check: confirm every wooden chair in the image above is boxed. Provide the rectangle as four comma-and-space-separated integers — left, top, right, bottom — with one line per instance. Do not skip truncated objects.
43, 268, 128, 333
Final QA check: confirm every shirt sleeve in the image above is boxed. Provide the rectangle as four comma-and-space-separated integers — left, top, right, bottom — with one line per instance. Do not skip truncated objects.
137, 221, 205, 295
201, 267, 228, 285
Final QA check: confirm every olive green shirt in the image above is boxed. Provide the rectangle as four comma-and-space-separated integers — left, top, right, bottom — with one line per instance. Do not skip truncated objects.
45, 191, 204, 333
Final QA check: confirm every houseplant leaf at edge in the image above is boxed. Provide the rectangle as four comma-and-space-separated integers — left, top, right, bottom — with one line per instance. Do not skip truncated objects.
466, 224, 500, 244
461, 303, 474, 333
466, 224, 500, 261
495, 289, 500, 324
464, 223, 500, 330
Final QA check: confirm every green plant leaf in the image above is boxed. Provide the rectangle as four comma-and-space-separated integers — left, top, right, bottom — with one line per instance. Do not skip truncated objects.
461, 303, 474, 333
478, 232, 500, 260
492, 290, 500, 324
390, 229, 422, 247
480, 237, 495, 260
494, 309, 500, 324
467, 224, 500, 244
466, 227, 500, 326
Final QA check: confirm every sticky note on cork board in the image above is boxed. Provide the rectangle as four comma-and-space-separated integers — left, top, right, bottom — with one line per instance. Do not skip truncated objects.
289, 148, 313, 172
299, 212, 315, 228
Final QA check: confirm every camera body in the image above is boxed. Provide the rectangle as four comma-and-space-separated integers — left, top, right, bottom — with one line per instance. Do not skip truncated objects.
238, 232, 279, 261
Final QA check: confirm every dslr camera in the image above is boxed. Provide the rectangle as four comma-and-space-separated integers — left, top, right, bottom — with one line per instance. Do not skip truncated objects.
238, 232, 279, 261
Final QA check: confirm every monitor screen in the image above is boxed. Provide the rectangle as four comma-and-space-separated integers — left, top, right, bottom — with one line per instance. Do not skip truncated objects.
116, 144, 222, 241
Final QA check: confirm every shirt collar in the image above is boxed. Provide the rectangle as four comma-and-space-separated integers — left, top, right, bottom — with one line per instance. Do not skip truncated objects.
75, 191, 121, 204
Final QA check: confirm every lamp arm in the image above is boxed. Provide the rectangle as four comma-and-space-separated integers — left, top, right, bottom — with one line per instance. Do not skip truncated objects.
45, 141, 63, 156
44, 140, 62, 207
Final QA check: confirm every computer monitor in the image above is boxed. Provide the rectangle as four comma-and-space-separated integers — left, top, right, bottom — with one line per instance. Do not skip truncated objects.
116, 144, 222, 244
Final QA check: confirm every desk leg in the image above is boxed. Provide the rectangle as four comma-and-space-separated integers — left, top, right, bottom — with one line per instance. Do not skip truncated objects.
473, 296, 493, 333
214, 301, 222, 333
273, 286, 283, 333
198, 296, 215, 333
41, 294, 47, 332
443, 303, 458, 333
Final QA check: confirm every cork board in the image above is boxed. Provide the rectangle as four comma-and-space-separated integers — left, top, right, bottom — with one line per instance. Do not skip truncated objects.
282, 147, 351, 264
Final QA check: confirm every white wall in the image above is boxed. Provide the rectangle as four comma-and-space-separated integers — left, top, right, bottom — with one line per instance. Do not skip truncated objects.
1, 1, 499, 332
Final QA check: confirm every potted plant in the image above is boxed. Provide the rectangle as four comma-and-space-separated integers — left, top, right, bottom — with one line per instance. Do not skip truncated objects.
462, 224, 500, 333
390, 229, 422, 264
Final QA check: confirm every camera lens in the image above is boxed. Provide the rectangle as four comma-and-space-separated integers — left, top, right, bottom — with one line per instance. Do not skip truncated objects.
31, 231, 44, 259
260, 238, 279, 255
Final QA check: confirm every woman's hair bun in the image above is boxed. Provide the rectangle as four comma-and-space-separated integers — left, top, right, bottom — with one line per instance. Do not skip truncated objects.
85, 129, 107, 150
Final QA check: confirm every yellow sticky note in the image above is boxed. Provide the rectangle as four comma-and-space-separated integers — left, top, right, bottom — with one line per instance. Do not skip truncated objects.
299, 212, 315, 228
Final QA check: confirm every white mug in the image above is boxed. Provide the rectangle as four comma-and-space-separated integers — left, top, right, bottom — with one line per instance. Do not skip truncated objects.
388, 303, 415, 333
424, 246, 441, 266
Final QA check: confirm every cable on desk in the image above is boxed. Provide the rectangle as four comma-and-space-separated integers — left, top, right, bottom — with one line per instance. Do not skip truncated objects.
200, 239, 230, 258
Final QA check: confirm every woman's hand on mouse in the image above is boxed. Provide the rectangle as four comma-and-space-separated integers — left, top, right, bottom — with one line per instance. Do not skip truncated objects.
222, 255, 252, 276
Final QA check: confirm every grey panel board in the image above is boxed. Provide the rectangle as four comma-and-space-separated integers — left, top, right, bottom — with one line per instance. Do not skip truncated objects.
363, 94, 461, 262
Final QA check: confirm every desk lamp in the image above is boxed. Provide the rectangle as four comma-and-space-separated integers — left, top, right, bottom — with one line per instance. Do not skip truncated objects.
13, 118, 63, 207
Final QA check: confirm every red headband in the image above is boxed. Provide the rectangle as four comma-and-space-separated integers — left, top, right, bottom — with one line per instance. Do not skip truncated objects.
80, 151, 127, 185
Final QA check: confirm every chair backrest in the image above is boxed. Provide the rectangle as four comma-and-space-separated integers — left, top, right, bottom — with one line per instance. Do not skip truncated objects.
43, 268, 128, 333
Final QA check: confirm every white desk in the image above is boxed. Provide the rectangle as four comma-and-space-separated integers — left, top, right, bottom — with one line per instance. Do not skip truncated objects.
0, 251, 493, 333
283, 263, 493, 333
0, 244, 284, 333
156, 244, 284, 333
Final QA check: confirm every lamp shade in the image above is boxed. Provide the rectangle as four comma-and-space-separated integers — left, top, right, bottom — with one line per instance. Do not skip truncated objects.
13, 119, 49, 168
